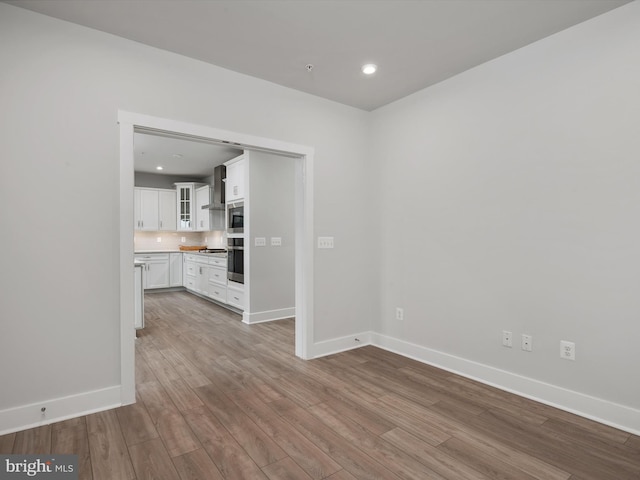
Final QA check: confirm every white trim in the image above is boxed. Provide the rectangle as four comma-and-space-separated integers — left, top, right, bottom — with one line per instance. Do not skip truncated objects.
118, 111, 315, 407
0, 386, 121, 436
311, 331, 373, 358
371, 332, 640, 436
118, 120, 136, 406
242, 307, 296, 325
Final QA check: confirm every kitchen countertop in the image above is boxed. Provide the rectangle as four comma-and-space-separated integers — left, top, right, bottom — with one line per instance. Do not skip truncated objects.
135, 250, 227, 257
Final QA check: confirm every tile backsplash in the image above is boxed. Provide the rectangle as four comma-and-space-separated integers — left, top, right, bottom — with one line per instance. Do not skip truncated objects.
134, 230, 225, 251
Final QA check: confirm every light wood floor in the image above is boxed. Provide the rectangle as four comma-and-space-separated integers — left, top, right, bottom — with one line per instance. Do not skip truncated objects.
2, 291, 639, 479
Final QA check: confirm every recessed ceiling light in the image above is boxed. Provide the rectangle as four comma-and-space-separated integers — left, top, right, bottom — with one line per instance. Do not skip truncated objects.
156, 166, 164, 171
361, 63, 377, 75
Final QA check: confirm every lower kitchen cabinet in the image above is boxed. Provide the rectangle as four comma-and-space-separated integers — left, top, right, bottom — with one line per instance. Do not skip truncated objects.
227, 282, 244, 310
169, 252, 183, 287
183, 253, 240, 311
135, 253, 170, 289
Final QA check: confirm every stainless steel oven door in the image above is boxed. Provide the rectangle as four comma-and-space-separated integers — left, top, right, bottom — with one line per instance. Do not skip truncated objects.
227, 238, 244, 284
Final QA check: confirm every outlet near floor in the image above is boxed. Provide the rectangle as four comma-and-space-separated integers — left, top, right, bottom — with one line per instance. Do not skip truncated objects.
521, 334, 532, 352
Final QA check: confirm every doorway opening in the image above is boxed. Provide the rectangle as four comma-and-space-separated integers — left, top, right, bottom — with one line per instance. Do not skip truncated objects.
118, 111, 314, 404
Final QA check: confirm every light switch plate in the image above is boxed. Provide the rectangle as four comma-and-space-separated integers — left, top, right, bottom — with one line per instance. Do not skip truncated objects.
271, 237, 282, 246
255, 237, 266, 247
318, 236, 334, 249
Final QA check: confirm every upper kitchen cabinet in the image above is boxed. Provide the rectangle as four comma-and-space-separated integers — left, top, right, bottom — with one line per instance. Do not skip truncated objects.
134, 188, 159, 231
176, 182, 213, 231
134, 187, 176, 231
195, 185, 212, 231
225, 154, 245, 202
158, 189, 177, 231
175, 183, 195, 231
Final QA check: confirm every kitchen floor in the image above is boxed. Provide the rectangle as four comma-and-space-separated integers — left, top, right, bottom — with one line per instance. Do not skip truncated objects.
1, 291, 639, 479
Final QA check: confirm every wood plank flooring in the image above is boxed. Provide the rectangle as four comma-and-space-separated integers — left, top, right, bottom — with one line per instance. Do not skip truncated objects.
2, 290, 639, 479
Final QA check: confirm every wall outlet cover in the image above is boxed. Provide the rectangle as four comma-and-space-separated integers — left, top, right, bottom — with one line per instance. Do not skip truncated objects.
318, 236, 334, 249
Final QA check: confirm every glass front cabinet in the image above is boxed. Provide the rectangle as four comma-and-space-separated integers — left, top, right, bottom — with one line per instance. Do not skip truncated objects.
175, 183, 195, 231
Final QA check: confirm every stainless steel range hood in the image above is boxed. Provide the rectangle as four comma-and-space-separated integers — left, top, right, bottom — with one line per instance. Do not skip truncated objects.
201, 164, 226, 210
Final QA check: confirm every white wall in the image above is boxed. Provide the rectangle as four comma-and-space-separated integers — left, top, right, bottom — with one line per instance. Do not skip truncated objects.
371, 1, 640, 430
0, 3, 374, 431
247, 151, 296, 320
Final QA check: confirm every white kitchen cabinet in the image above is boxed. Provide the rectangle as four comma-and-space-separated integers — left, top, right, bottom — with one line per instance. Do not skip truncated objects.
159, 190, 177, 231
225, 155, 245, 202
183, 253, 208, 295
227, 282, 244, 310
135, 187, 176, 231
195, 185, 212, 231
175, 183, 195, 231
134, 264, 144, 330
207, 255, 227, 303
135, 253, 170, 289
134, 188, 159, 231
175, 182, 209, 231
169, 252, 183, 287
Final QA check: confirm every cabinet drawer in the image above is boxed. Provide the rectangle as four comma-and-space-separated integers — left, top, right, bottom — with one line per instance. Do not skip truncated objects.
135, 253, 170, 261
185, 262, 197, 277
208, 284, 227, 303
208, 256, 227, 268
185, 276, 196, 291
227, 288, 244, 309
208, 266, 226, 285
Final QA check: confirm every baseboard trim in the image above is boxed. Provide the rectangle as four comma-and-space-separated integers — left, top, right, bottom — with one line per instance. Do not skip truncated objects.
370, 332, 640, 436
243, 307, 295, 325
0, 386, 122, 436
310, 331, 372, 358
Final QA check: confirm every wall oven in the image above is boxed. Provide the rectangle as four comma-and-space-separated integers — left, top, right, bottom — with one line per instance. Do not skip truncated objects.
227, 201, 244, 234
227, 237, 244, 284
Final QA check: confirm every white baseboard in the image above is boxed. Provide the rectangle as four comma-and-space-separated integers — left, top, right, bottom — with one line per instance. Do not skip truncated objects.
370, 332, 640, 436
310, 331, 372, 358
0, 386, 122, 436
242, 307, 295, 324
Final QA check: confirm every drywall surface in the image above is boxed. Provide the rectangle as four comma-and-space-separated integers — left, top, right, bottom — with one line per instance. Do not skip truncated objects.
247, 151, 296, 316
0, 3, 374, 420
371, 1, 640, 417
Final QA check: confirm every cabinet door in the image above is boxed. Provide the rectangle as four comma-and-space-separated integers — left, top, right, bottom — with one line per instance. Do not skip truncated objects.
139, 189, 159, 231
146, 259, 170, 289
159, 190, 177, 231
176, 184, 194, 231
225, 159, 245, 202
195, 186, 211, 231
195, 262, 208, 295
134, 189, 142, 229
169, 253, 182, 287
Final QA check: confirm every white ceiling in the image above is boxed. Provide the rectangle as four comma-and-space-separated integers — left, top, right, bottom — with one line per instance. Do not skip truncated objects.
134, 132, 242, 177
5, 0, 631, 111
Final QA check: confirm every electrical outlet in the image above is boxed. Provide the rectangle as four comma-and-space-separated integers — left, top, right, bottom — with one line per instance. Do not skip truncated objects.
560, 340, 575, 360
156, 236, 162, 243
521, 334, 532, 352
271, 237, 282, 247
318, 236, 334, 249
502, 330, 513, 348
395, 307, 404, 321
255, 237, 266, 247
181, 237, 186, 243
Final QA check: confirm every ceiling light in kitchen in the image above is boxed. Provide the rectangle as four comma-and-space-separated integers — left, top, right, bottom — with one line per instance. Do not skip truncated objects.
156, 166, 163, 171
361, 63, 377, 75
